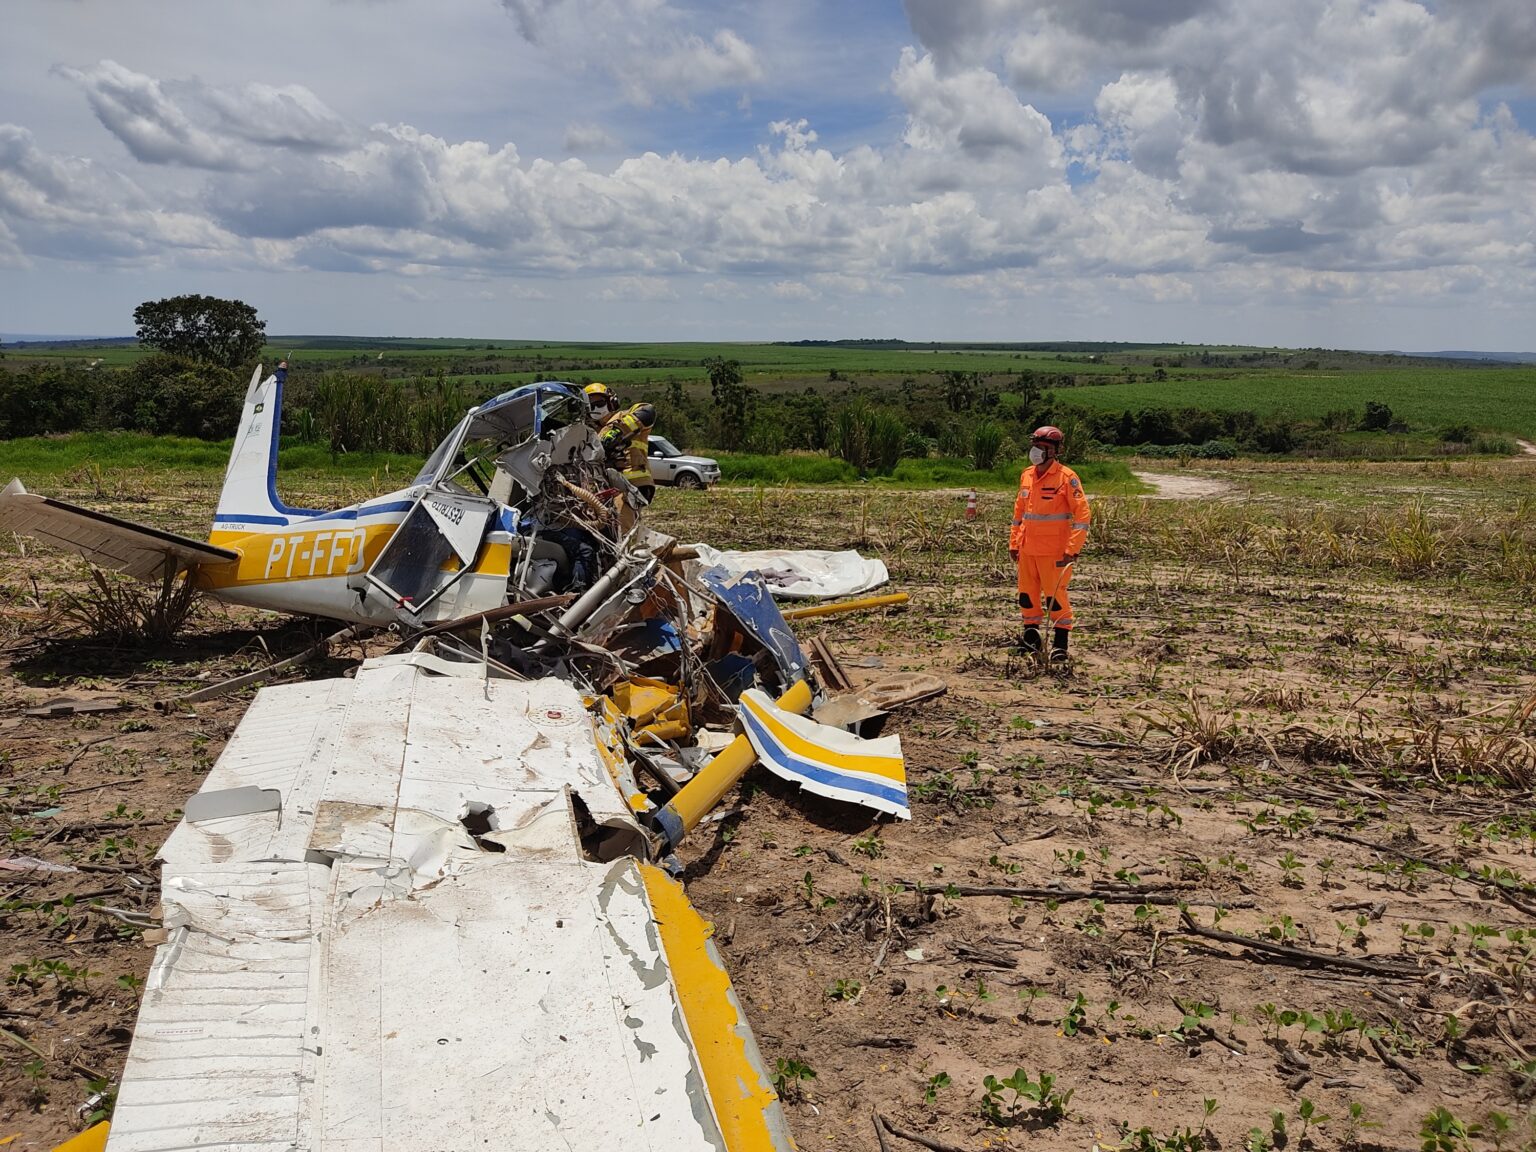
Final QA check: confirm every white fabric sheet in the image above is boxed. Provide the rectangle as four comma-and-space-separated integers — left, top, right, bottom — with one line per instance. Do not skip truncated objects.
688, 544, 889, 600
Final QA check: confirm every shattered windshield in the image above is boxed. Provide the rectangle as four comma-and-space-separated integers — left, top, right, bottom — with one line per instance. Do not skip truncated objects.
414, 383, 588, 489
412, 414, 472, 486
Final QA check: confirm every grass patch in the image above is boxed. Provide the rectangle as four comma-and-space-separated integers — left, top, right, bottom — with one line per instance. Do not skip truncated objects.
714, 453, 858, 484
1060, 367, 1536, 439
712, 453, 1147, 493
0, 432, 420, 479
0, 435, 1150, 496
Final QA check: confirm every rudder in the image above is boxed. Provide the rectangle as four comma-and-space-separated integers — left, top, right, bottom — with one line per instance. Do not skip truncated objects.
213, 362, 318, 530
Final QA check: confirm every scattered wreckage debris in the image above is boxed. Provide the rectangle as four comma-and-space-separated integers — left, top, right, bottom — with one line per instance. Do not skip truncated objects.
781, 592, 910, 621
6, 368, 946, 1150
98, 608, 907, 1150
1, 372, 726, 632
21, 699, 125, 718
156, 624, 373, 709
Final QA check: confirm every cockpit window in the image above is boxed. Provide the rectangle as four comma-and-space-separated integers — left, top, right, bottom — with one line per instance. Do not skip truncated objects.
413, 414, 471, 485
415, 383, 588, 488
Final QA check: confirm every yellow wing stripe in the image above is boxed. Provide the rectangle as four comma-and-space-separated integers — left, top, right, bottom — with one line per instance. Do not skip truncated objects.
740, 692, 905, 783
640, 864, 792, 1152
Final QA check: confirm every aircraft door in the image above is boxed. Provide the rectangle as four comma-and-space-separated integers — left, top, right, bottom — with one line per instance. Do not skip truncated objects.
364, 489, 495, 614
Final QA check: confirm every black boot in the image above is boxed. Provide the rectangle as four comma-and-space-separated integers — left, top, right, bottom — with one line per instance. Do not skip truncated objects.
1016, 625, 1042, 655
1049, 629, 1070, 666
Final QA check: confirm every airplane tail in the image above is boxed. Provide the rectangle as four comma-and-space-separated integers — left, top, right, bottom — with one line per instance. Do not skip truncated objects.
214, 362, 318, 529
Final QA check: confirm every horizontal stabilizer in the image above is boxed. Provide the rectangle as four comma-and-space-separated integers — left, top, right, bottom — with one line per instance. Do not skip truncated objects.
0, 478, 239, 581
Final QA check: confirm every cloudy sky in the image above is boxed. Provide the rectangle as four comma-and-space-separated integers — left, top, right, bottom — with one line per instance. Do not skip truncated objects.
2, 0, 1534, 349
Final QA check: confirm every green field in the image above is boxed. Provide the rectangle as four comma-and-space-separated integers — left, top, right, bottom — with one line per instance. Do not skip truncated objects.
1051, 367, 1536, 439
0, 432, 420, 480
0, 432, 1146, 497
7, 337, 1535, 449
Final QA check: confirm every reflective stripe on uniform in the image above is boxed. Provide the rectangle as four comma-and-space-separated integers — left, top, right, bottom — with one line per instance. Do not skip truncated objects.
1070, 521, 1090, 530
1022, 512, 1071, 522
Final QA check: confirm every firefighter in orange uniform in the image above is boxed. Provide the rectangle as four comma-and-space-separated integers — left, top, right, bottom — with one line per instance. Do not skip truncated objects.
1009, 426, 1090, 665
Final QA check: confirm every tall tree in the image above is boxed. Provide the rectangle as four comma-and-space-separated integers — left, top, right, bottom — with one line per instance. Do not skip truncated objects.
706, 356, 753, 450
133, 294, 266, 369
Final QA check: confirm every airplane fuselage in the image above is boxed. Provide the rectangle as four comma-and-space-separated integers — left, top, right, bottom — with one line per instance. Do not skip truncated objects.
203, 485, 513, 625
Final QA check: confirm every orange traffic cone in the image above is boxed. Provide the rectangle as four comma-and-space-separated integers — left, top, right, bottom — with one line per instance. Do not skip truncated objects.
964, 488, 978, 521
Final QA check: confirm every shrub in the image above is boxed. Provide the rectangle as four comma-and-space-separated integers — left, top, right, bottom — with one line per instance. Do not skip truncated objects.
868, 411, 907, 475
1472, 435, 1516, 455
0, 363, 101, 438
971, 421, 1004, 471
116, 354, 244, 438
832, 406, 907, 476
1360, 401, 1393, 431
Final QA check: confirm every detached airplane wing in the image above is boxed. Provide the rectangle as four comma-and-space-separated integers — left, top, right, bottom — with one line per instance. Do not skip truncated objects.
0, 478, 239, 581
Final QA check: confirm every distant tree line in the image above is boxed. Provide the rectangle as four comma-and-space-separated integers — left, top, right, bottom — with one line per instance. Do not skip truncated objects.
0, 296, 1506, 465
0, 355, 247, 439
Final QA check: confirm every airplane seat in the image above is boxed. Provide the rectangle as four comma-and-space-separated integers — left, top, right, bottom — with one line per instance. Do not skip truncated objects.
509, 536, 571, 596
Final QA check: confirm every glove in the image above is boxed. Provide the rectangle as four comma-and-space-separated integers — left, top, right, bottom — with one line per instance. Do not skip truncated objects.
1008, 547, 1019, 562
1056, 554, 1077, 568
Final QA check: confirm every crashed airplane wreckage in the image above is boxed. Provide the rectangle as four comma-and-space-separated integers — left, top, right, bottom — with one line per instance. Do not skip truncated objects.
6, 372, 917, 1151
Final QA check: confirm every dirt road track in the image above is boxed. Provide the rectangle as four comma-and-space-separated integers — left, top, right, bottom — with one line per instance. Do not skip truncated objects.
1133, 469, 1236, 499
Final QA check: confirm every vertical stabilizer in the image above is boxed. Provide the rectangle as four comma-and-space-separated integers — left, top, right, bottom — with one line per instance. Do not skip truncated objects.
214, 362, 317, 529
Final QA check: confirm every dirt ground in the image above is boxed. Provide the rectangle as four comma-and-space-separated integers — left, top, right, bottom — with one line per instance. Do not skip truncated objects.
3, 471, 1535, 1151
1133, 471, 1237, 500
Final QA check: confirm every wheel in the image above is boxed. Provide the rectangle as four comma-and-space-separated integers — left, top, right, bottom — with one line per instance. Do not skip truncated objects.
675, 471, 705, 490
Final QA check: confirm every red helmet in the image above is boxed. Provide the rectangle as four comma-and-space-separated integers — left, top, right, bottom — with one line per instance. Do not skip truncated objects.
1031, 425, 1065, 444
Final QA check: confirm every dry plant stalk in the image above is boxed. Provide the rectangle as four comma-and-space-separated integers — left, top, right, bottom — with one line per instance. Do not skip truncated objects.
57, 564, 201, 645
1134, 688, 1245, 778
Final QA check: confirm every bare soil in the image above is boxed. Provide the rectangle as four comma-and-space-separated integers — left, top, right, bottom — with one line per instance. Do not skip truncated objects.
1133, 471, 1237, 500
3, 479, 1535, 1151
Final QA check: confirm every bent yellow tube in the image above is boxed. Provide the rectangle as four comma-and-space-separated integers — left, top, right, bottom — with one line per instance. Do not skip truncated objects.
780, 592, 909, 621
656, 679, 813, 845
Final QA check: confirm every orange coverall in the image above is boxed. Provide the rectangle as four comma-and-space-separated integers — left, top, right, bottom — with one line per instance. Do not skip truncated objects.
1009, 460, 1091, 630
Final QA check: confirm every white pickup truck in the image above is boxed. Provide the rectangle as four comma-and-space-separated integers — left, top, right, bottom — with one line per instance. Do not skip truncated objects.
646, 436, 721, 489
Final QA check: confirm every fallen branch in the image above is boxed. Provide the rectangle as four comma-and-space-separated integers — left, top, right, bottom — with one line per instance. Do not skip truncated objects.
58, 776, 145, 797
0, 1024, 45, 1059
902, 881, 1252, 909
1319, 829, 1536, 916
1176, 909, 1420, 979
1199, 1025, 1248, 1055
877, 1113, 971, 1152
158, 624, 372, 709
952, 942, 1018, 970
873, 1110, 894, 1152
1368, 1034, 1424, 1085
58, 735, 115, 772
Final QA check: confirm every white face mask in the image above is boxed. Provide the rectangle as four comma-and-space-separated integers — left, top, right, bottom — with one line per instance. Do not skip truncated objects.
1028, 446, 1046, 465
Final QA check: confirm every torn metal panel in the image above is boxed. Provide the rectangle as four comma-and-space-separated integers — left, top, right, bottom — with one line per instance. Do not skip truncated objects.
108, 860, 328, 1152
698, 566, 808, 688
737, 687, 910, 821
107, 659, 793, 1152
182, 785, 281, 824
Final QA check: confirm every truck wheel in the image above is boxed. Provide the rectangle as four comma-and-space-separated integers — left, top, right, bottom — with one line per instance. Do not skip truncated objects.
675, 472, 705, 490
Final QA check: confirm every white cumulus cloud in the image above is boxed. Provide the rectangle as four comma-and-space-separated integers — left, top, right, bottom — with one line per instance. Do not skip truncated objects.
499, 0, 761, 106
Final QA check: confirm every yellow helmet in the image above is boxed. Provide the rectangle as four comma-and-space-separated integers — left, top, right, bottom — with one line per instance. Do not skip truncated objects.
583, 382, 614, 406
